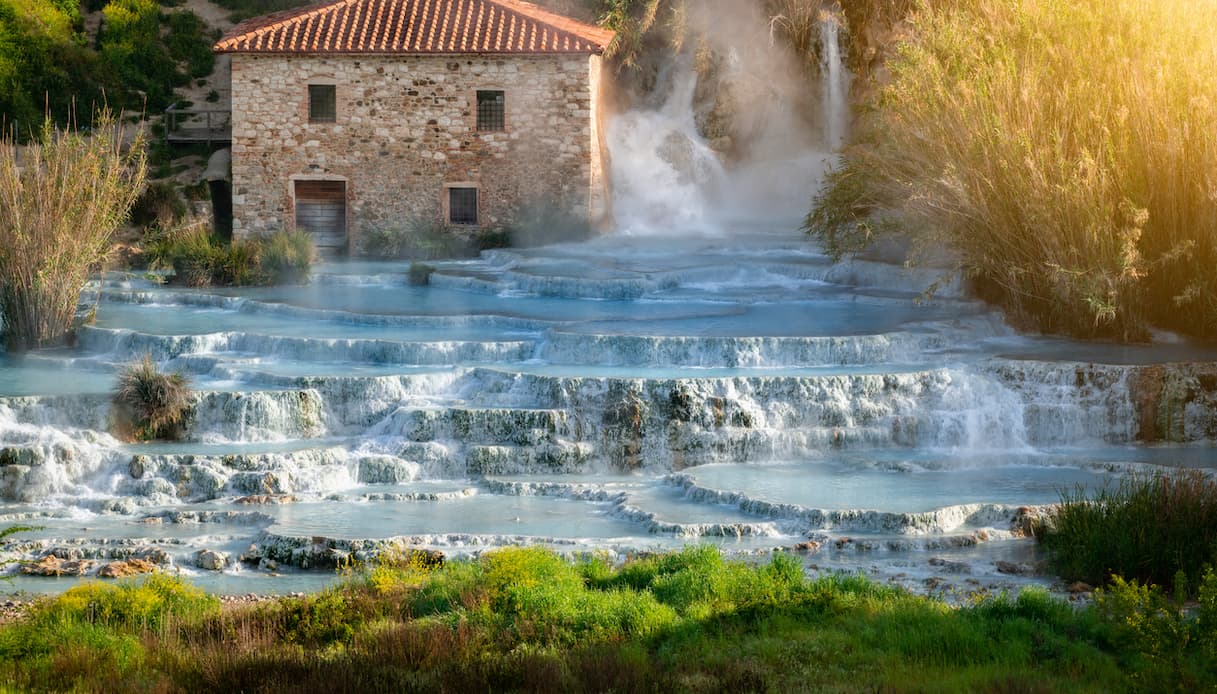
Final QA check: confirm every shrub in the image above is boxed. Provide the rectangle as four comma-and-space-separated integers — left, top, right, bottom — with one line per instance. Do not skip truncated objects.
0, 115, 147, 351
360, 215, 467, 259
1036, 471, 1217, 596
277, 590, 367, 646
128, 181, 187, 230
1093, 572, 1217, 689
34, 574, 218, 631
148, 228, 314, 286
497, 199, 595, 248
256, 229, 314, 285
162, 9, 214, 79
807, 0, 1217, 341
406, 262, 435, 286
112, 354, 193, 441
99, 0, 183, 109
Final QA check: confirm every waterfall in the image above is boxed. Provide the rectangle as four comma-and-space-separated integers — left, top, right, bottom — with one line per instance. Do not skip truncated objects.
606, 65, 727, 236
820, 9, 850, 152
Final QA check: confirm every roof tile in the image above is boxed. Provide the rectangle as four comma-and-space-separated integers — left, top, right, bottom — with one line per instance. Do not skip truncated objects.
215, 0, 613, 55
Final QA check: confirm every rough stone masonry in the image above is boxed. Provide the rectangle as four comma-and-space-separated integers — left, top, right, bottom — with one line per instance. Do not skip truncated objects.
228, 51, 609, 249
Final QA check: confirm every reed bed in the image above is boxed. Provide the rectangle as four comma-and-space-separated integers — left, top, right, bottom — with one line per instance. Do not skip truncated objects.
0, 116, 146, 351
808, 0, 1217, 341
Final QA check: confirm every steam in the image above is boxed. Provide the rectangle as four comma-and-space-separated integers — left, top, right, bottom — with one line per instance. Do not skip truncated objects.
607, 1, 850, 234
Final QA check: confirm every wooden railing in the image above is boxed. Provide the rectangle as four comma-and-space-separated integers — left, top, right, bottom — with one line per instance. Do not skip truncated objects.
164, 105, 232, 146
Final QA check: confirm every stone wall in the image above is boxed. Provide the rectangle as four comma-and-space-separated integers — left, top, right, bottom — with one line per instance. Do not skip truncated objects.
229, 52, 609, 249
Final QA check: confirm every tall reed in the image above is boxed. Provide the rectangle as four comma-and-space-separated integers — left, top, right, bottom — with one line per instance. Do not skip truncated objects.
0, 115, 147, 351
808, 0, 1217, 341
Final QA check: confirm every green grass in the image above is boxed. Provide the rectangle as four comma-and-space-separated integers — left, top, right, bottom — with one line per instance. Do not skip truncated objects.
3, 546, 1216, 692
807, 0, 1217, 341
1036, 470, 1217, 596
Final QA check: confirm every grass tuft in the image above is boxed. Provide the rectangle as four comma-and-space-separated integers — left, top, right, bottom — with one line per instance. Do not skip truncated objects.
148, 227, 314, 286
1036, 470, 1217, 596
112, 354, 193, 441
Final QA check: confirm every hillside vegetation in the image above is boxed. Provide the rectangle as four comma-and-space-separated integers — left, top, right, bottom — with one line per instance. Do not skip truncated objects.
806, 0, 1217, 341
0, 0, 216, 135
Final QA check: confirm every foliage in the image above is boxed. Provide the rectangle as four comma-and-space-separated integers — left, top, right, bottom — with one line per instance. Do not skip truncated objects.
128, 180, 187, 230
256, 228, 314, 285
496, 199, 595, 248
806, 0, 1217, 341
2, 546, 1194, 691
1094, 572, 1217, 690
0, 114, 147, 352
1036, 471, 1217, 596
360, 215, 468, 259
112, 353, 192, 441
0, 0, 111, 135
98, 0, 181, 110
0, 0, 218, 134
275, 589, 368, 646
0, 574, 217, 690
406, 262, 435, 286
162, 9, 214, 80
148, 227, 314, 286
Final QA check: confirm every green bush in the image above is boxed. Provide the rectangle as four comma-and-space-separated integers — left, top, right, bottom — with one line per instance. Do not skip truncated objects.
1093, 572, 1217, 689
99, 0, 182, 109
128, 181, 187, 230
0, 0, 112, 136
33, 574, 218, 631
149, 228, 314, 286
1036, 471, 1217, 596
361, 215, 468, 259
807, 0, 1217, 341
496, 200, 595, 248
112, 353, 192, 441
0, 547, 1207, 691
256, 229, 313, 285
406, 262, 435, 286
162, 9, 213, 79
277, 590, 366, 646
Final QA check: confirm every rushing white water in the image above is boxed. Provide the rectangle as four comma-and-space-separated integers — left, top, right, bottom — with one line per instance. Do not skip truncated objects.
820, 9, 850, 151
607, 65, 728, 235
608, 10, 851, 230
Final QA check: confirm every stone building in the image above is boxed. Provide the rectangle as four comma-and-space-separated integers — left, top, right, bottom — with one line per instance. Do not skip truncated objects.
214, 0, 613, 253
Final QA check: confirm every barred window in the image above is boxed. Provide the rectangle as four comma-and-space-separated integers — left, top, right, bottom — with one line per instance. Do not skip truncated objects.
448, 187, 478, 225
308, 84, 336, 123
476, 90, 504, 131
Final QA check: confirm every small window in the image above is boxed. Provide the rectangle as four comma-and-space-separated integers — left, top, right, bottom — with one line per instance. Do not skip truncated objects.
448, 187, 478, 225
309, 84, 336, 123
476, 90, 504, 131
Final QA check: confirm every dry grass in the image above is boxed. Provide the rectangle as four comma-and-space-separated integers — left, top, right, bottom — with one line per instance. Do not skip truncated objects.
808, 0, 1217, 341
112, 354, 193, 441
0, 114, 147, 351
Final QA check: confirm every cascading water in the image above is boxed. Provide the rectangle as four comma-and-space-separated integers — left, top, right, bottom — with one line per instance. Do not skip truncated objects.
2, 7, 1216, 597
607, 64, 728, 235
820, 8, 850, 152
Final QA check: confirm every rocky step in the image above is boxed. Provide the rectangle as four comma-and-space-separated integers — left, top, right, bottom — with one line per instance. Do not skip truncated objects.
76, 326, 536, 366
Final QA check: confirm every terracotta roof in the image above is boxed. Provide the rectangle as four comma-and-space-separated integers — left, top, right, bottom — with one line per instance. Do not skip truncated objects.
215, 0, 614, 55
